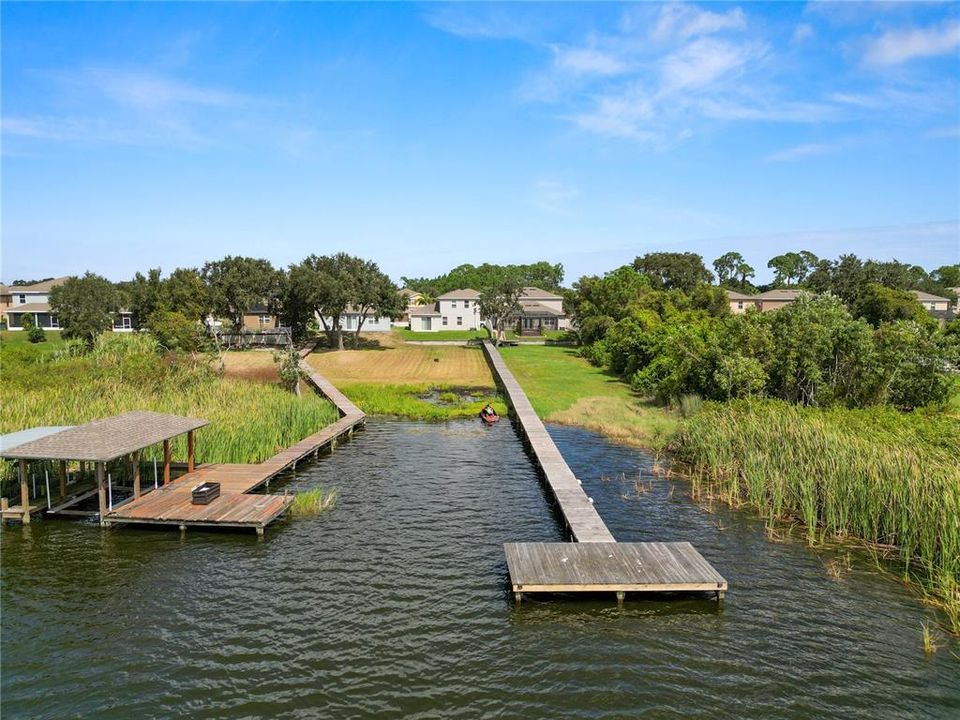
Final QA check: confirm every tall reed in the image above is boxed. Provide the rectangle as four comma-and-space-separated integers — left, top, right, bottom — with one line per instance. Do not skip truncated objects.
672, 399, 960, 629
1, 337, 340, 473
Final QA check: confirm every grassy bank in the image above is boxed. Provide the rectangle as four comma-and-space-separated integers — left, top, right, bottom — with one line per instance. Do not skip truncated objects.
1, 335, 339, 470
498, 344, 677, 447
306, 342, 503, 419
673, 399, 960, 630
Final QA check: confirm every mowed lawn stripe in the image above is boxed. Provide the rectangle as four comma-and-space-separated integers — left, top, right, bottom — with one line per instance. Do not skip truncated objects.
306, 344, 496, 387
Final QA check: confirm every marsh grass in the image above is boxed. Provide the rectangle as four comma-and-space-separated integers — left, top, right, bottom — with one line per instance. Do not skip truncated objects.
339, 382, 505, 420
922, 621, 940, 655
290, 487, 338, 517
674, 399, 960, 631
0, 335, 340, 479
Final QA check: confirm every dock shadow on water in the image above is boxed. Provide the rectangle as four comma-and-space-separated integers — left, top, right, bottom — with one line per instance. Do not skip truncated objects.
2, 419, 957, 719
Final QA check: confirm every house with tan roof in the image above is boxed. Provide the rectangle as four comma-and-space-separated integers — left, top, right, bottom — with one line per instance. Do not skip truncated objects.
2, 276, 134, 332
407, 286, 569, 334
911, 290, 950, 313
726, 288, 808, 314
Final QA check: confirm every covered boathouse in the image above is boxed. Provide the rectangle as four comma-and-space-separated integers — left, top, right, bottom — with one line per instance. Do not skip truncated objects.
1, 411, 207, 525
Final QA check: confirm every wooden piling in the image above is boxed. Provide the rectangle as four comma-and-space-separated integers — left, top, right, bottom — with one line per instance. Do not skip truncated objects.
19, 459, 30, 524
163, 439, 171, 485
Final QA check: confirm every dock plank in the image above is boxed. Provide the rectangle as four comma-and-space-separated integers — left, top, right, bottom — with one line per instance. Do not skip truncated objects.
505, 542, 727, 593
103, 359, 363, 533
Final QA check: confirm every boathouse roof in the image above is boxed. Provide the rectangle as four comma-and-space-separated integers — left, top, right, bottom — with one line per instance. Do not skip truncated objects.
0, 411, 208, 462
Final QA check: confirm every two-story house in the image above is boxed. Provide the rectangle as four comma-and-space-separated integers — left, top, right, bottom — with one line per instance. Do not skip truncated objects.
3, 277, 68, 330
3, 276, 134, 332
726, 288, 807, 314
409, 288, 483, 331
517, 287, 569, 335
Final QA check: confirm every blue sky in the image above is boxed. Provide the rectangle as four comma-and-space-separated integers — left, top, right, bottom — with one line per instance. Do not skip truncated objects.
2, 2, 958, 286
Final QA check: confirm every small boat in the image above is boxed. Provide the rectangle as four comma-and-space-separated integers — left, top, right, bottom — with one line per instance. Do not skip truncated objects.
480, 411, 500, 424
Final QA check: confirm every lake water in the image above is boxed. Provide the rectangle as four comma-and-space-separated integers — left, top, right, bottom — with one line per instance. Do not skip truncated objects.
2, 419, 957, 719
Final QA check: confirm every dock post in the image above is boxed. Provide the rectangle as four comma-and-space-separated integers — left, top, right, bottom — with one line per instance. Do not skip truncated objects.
132, 451, 141, 499
163, 439, 171, 485
58, 461, 67, 500
187, 431, 195, 473
96, 462, 107, 526
514, 591, 523, 605
1, 497, 8, 525
616, 591, 625, 607
19, 460, 30, 525
330, 439, 337, 453
256, 526, 265, 539
716, 590, 725, 604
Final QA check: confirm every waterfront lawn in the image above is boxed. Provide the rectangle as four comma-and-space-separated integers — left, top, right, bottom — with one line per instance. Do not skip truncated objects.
498, 344, 677, 447
395, 329, 490, 341
1, 329, 65, 359
306, 343, 504, 419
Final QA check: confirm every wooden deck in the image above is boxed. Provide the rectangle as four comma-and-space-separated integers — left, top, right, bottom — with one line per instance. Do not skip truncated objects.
505, 542, 728, 600
482, 341, 614, 543
483, 341, 728, 602
103, 354, 366, 534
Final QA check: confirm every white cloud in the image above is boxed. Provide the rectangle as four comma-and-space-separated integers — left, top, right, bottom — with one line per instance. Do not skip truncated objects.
652, 4, 747, 40
765, 142, 833, 162
553, 47, 627, 76
863, 20, 960, 65
792, 23, 814, 44
661, 38, 762, 90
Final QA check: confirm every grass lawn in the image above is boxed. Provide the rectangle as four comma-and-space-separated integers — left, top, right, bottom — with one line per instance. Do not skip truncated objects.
498, 344, 676, 448
305, 342, 504, 419
1, 329, 65, 359
395, 328, 490, 341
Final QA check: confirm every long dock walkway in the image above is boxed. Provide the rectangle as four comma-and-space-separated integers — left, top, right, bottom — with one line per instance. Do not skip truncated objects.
104, 350, 365, 534
482, 340, 727, 602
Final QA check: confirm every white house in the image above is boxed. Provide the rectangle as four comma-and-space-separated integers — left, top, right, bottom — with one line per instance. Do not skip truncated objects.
319, 305, 393, 333
406, 286, 569, 335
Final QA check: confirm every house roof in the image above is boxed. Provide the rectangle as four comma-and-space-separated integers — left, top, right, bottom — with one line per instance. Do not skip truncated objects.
437, 288, 481, 300
521, 286, 563, 300
408, 306, 442, 317
756, 289, 806, 301
7, 302, 52, 313
520, 301, 563, 316
1, 411, 209, 462
724, 289, 754, 300
6, 277, 70, 293
912, 290, 949, 302
398, 288, 423, 299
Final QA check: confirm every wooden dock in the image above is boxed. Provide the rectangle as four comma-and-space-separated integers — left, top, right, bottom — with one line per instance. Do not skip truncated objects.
104, 354, 365, 534
505, 542, 727, 603
482, 341, 613, 543
482, 341, 727, 602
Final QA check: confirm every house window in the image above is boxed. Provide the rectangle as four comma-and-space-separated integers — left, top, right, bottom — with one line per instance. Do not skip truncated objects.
18, 294, 25, 304
50, 315, 59, 328
463, 300, 469, 308
456, 316, 462, 326
123, 315, 132, 329
442, 316, 448, 326
451, 301, 457, 308
737, 301, 744, 310
259, 315, 270, 327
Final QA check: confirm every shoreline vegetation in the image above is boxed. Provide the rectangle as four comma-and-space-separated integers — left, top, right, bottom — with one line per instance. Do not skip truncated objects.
0, 332, 340, 475
672, 400, 960, 632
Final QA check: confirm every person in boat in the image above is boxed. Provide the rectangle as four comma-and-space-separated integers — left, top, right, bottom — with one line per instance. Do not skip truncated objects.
481, 403, 497, 418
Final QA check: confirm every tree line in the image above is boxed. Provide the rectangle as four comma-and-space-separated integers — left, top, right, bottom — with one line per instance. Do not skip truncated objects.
44, 253, 404, 351
569, 253, 959, 410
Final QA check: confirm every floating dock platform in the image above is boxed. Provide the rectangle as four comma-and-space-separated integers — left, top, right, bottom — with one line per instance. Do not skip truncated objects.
482, 341, 727, 603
